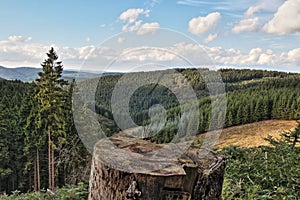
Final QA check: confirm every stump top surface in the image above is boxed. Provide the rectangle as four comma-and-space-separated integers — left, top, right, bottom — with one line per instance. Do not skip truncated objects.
93, 132, 222, 176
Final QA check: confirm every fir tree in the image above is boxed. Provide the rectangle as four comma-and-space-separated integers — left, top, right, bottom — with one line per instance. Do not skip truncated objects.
35, 47, 68, 190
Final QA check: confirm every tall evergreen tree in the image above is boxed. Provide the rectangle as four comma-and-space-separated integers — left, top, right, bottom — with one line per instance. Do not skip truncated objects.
22, 85, 44, 191
35, 47, 68, 190
0, 104, 12, 192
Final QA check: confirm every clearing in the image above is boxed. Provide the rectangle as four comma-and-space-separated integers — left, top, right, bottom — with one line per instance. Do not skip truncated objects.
194, 120, 298, 149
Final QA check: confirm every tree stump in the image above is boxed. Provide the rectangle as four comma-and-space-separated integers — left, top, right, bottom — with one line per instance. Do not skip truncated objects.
88, 133, 225, 200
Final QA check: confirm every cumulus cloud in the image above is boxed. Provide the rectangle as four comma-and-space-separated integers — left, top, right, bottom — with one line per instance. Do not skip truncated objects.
0, 39, 48, 65
205, 46, 286, 66
285, 48, 300, 64
119, 8, 160, 35
232, 17, 259, 34
121, 47, 176, 62
263, 0, 300, 34
188, 12, 221, 35
1, 36, 300, 71
245, 0, 284, 17
136, 22, 160, 35
118, 43, 299, 69
0, 36, 110, 69
119, 8, 149, 24
122, 20, 143, 32
203, 33, 218, 44
8, 35, 32, 42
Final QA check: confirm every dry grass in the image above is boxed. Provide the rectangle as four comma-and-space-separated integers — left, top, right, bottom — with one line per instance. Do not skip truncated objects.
194, 120, 298, 149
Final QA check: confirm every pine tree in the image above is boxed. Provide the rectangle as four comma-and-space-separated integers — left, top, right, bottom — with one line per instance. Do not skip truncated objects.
283, 121, 300, 149
0, 103, 12, 191
226, 111, 233, 127
22, 85, 44, 191
35, 47, 68, 190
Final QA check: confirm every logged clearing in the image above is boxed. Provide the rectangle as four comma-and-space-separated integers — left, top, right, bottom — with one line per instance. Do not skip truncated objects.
195, 120, 298, 149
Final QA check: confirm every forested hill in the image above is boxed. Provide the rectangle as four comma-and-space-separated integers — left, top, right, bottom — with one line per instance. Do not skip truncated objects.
92, 68, 300, 142
0, 66, 121, 82
0, 66, 41, 82
0, 68, 300, 193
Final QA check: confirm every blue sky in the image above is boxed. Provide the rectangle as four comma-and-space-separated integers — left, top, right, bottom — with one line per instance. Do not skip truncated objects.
0, 0, 300, 72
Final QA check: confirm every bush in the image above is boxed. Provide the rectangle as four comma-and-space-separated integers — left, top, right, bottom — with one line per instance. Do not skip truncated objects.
222, 126, 300, 199
0, 182, 88, 200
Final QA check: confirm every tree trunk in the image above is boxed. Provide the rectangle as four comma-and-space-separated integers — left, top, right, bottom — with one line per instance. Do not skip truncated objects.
89, 133, 225, 200
52, 148, 55, 190
37, 148, 40, 191
48, 126, 52, 190
33, 156, 37, 192
28, 171, 31, 192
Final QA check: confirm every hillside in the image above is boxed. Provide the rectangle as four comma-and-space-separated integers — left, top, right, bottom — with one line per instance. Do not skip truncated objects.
0, 66, 109, 82
194, 120, 298, 149
90, 68, 300, 140
0, 66, 40, 82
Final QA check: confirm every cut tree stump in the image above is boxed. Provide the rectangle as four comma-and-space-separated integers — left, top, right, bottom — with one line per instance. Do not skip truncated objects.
88, 132, 225, 200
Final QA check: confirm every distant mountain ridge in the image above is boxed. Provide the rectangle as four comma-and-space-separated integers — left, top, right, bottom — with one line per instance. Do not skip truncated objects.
0, 66, 40, 82
0, 66, 118, 82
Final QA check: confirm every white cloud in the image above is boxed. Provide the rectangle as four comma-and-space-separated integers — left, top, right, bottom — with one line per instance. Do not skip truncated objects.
86, 37, 91, 43
118, 43, 294, 69
122, 20, 143, 32
263, 0, 300, 34
0, 37, 103, 69
0, 39, 48, 65
119, 8, 149, 24
232, 17, 259, 33
205, 46, 284, 66
245, 4, 264, 17
121, 47, 176, 62
203, 33, 218, 44
136, 22, 160, 35
119, 8, 160, 35
285, 48, 300, 64
8, 35, 32, 42
245, 0, 283, 17
1, 37, 299, 72
188, 12, 221, 35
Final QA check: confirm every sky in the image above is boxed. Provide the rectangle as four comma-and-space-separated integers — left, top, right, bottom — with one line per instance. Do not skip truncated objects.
0, 0, 300, 72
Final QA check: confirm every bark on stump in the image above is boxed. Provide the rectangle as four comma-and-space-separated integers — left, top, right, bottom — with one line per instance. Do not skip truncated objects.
89, 133, 225, 200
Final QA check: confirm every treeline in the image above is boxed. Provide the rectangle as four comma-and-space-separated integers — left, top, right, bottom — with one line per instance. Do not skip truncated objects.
0, 49, 90, 194
0, 80, 30, 193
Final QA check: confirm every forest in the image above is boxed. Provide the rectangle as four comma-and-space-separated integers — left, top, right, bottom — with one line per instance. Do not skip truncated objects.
94, 67, 300, 143
0, 48, 299, 199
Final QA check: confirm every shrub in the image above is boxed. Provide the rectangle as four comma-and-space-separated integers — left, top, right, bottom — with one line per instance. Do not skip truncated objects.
222, 125, 300, 199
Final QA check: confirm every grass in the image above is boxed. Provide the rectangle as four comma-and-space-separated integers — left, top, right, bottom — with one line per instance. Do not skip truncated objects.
194, 120, 298, 149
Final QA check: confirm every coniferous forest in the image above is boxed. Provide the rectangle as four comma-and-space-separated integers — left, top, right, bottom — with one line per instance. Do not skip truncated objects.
0, 48, 299, 199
